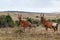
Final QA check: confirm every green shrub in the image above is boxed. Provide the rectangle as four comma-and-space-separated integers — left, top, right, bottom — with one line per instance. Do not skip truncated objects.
56, 18, 60, 23
25, 17, 40, 26
5, 15, 14, 27
48, 18, 60, 24
32, 19, 40, 26
0, 15, 21, 27
36, 16, 39, 18
51, 19, 56, 22
26, 17, 33, 23
14, 20, 20, 26
0, 15, 6, 27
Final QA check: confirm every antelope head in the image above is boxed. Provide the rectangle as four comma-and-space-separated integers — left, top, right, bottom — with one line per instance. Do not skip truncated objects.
40, 13, 45, 23
18, 14, 22, 21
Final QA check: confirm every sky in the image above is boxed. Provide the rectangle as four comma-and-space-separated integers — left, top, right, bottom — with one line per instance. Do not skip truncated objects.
0, 0, 60, 13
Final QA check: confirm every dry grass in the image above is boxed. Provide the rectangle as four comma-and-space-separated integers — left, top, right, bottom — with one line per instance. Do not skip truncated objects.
0, 26, 60, 40
0, 12, 60, 40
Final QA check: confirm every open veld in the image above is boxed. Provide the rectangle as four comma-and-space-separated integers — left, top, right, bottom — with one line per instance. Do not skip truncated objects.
0, 11, 60, 40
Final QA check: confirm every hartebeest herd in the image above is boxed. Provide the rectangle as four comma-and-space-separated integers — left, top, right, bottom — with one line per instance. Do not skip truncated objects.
18, 14, 58, 32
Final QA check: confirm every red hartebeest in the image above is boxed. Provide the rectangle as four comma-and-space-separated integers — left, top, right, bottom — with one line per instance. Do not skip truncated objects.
40, 14, 58, 32
18, 14, 31, 32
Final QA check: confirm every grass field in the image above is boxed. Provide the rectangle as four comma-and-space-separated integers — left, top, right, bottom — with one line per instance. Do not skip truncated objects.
0, 12, 60, 40
0, 25, 60, 40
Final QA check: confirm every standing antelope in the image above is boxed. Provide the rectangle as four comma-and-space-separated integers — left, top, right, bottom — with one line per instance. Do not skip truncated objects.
40, 14, 58, 32
18, 14, 31, 32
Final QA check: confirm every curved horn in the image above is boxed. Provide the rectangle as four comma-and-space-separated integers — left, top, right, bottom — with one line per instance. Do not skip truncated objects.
43, 13, 44, 17
40, 13, 44, 17
18, 14, 22, 17
40, 13, 42, 17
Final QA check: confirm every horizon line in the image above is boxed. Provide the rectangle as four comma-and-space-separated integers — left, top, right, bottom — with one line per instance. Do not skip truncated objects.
0, 10, 60, 13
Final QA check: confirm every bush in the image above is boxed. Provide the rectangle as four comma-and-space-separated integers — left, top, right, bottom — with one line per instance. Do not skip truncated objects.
25, 17, 40, 26
36, 16, 39, 18
32, 19, 40, 26
8, 21, 14, 27
14, 20, 20, 26
56, 18, 60, 23
5, 15, 14, 27
0, 15, 6, 27
51, 19, 56, 22
26, 17, 33, 23
0, 15, 14, 27
0, 15, 22, 27
48, 18, 60, 24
